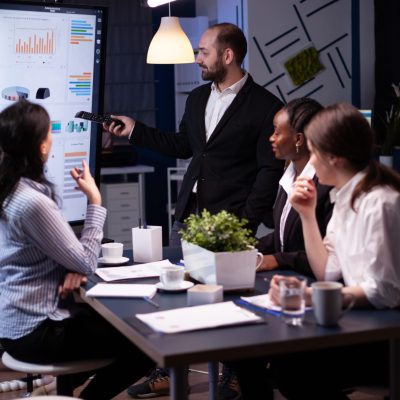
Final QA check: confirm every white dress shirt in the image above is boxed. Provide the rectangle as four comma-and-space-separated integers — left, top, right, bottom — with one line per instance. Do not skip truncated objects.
193, 72, 248, 193
278, 162, 315, 251
204, 72, 248, 141
323, 171, 400, 309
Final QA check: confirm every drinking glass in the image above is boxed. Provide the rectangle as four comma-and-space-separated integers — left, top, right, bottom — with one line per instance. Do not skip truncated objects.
279, 276, 307, 326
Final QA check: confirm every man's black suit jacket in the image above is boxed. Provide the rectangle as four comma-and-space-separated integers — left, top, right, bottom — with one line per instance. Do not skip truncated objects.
130, 74, 284, 229
257, 177, 333, 277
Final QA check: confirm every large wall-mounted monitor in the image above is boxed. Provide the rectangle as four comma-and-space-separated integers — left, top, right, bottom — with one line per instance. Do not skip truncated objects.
0, 0, 107, 224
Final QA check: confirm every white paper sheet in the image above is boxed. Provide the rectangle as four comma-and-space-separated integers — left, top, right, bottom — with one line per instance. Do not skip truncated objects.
85, 283, 157, 298
136, 301, 262, 334
241, 293, 281, 311
241, 294, 312, 311
95, 260, 174, 282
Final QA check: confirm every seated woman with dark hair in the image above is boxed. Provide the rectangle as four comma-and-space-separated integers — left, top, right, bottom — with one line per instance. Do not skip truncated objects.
0, 101, 154, 400
268, 103, 400, 399
256, 97, 333, 277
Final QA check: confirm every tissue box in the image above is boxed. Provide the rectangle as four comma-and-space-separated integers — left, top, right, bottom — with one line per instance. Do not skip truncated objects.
187, 284, 223, 306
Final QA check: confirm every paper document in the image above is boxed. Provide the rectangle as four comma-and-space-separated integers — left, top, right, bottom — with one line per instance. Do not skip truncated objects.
241, 294, 311, 312
95, 260, 174, 282
85, 283, 156, 298
136, 301, 262, 334
241, 294, 281, 312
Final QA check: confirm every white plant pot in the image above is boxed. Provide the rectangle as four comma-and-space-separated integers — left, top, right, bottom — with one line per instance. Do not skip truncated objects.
181, 240, 258, 291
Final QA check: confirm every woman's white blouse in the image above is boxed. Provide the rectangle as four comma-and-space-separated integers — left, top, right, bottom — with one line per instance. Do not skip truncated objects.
324, 171, 400, 309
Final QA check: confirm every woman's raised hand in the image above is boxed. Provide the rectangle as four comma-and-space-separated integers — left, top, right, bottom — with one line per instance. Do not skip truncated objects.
70, 160, 101, 205
289, 177, 317, 220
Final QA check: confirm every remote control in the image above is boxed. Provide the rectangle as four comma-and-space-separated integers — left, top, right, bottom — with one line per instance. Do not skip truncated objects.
74, 111, 125, 127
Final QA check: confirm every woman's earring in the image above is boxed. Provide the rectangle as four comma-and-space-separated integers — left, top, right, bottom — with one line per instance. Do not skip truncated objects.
296, 143, 300, 154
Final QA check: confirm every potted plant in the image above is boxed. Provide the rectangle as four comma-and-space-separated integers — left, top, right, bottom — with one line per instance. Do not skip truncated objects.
180, 210, 261, 291
380, 82, 400, 167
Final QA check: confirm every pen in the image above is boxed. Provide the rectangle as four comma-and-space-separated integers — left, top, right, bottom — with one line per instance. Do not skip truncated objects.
143, 296, 159, 308
138, 217, 142, 229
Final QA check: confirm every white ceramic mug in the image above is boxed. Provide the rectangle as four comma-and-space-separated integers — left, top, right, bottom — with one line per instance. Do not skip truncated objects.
312, 281, 354, 326
255, 252, 263, 271
101, 242, 123, 260
160, 265, 185, 289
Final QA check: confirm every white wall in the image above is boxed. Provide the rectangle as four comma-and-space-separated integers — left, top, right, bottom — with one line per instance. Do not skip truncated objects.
195, 0, 375, 108
196, 0, 217, 25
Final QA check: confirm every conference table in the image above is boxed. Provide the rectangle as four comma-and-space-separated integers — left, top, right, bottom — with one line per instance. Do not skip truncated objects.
81, 247, 400, 400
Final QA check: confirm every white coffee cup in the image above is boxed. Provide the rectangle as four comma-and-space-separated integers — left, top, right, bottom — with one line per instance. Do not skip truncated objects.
160, 265, 185, 290
255, 252, 264, 271
312, 281, 354, 326
101, 242, 123, 260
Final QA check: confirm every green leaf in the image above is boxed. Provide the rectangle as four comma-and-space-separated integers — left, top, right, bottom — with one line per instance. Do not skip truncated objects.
179, 210, 257, 252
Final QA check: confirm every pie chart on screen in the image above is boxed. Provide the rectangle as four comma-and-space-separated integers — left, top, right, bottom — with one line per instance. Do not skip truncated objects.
1, 86, 30, 101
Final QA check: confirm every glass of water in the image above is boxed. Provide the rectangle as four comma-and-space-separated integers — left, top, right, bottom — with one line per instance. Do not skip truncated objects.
279, 276, 307, 326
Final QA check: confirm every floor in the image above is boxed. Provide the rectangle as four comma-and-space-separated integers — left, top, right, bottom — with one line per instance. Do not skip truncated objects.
0, 360, 386, 399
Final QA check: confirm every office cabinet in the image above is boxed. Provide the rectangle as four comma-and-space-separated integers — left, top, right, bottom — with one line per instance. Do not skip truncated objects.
101, 182, 139, 249
100, 165, 154, 249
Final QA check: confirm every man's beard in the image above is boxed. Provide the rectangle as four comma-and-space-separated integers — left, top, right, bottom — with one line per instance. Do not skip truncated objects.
200, 58, 227, 83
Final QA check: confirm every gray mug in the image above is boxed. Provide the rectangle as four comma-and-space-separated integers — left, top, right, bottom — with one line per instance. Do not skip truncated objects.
312, 281, 354, 326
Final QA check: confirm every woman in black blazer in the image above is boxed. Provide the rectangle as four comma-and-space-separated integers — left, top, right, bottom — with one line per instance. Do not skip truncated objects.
218, 98, 333, 400
256, 97, 333, 278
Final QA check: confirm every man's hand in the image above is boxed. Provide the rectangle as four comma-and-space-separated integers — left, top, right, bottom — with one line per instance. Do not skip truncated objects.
103, 115, 135, 138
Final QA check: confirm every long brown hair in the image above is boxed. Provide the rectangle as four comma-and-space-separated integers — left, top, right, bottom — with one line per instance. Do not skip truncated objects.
0, 100, 53, 215
305, 103, 400, 208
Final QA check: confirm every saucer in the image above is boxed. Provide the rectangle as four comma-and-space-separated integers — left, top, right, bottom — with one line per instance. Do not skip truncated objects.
155, 281, 194, 292
98, 256, 130, 265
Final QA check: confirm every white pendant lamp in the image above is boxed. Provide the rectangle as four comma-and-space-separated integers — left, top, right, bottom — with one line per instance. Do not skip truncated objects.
147, 0, 176, 7
146, 2, 195, 64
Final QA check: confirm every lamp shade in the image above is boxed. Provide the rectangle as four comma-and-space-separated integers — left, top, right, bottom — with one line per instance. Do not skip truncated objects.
147, 16, 195, 64
147, 0, 176, 7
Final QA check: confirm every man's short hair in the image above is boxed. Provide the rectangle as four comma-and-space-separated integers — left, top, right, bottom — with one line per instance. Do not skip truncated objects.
211, 23, 247, 65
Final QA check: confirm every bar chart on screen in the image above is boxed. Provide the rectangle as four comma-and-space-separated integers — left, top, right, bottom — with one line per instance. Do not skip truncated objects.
70, 19, 94, 45
15, 28, 55, 55
0, 1, 106, 223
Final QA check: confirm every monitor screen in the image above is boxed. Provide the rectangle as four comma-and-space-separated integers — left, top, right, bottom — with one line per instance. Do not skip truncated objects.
0, 0, 107, 224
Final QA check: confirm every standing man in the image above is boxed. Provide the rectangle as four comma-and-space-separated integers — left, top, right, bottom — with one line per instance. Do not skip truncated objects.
106, 22, 284, 250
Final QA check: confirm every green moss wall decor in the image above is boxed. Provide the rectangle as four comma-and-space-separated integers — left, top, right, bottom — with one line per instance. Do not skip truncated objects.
284, 46, 325, 86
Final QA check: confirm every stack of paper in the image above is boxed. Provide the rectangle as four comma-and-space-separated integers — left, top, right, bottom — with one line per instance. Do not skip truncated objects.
95, 259, 174, 282
136, 301, 262, 333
